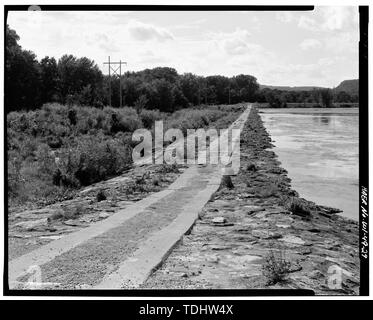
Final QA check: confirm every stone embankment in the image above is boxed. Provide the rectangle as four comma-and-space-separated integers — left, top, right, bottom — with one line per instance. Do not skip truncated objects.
143, 107, 359, 295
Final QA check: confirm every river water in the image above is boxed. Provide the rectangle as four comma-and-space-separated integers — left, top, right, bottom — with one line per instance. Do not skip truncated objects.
260, 108, 359, 220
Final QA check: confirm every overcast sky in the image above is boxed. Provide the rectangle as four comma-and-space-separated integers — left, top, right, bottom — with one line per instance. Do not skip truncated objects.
7, 7, 359, 87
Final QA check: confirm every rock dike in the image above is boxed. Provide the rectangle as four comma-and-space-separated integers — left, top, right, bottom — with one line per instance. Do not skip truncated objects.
143, 106, 360, 295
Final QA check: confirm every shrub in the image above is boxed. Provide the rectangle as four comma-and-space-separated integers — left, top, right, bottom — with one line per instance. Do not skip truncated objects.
246, 163, 258, 172
57, 135, 132, 187
103, 107, 142, 134
282, 197, 311, 216
254, 183, 279, 198
262, 250, 292, 285
140, 109, 163, 129
8, 153, 23, 198
48, 204, 86, 222
156, 163, 180, 174
152, 175, 161, 186
221, 175, 234, 189
96, 189, 107, 202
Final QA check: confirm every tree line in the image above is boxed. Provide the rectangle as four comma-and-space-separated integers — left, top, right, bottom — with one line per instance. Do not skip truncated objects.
5, 25, 358, 113
5, 25, 259, 113
257, 87, 358, 108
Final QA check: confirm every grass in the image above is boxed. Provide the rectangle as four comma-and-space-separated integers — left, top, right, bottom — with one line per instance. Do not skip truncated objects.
47, 204, 87, 222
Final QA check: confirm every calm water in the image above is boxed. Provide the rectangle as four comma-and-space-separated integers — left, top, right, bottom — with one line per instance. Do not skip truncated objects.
260, 108, 359, 220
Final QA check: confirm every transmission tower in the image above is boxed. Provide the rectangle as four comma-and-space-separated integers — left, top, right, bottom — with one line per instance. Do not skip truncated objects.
104, 56, 127, 107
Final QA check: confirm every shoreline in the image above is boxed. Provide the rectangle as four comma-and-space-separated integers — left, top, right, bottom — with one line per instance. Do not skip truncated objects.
143, 106, 360, 294
260, 107, 359, 221
258, 107, 359, 115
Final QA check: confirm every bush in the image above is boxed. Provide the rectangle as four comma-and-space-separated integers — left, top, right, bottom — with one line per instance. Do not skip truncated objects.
156, 163, 180, 174
6, 104, 145, 207
140, 109, 164, 129
96, 189, 107, 202
282, 197, 311, 216
57, 135, 132, 187
103, 107, 142, 134
262, 250, 292, 285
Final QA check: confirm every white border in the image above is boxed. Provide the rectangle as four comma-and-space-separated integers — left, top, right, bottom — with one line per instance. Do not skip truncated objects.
0, 0, 371, 300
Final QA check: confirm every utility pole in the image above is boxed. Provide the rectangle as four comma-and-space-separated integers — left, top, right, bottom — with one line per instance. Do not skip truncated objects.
228, 85, 231, 104
205, 83, 208, 104
104, 56, 127, 107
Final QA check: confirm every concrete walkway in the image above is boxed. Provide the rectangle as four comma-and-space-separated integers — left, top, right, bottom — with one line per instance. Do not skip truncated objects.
9, 104, 251, 290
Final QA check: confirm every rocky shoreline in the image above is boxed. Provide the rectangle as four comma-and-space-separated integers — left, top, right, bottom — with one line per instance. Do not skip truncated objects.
142, 106, 360, 294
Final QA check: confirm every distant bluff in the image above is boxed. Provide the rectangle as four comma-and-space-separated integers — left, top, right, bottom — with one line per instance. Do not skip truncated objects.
334, 79, 359, 95
260, 79, 359, 94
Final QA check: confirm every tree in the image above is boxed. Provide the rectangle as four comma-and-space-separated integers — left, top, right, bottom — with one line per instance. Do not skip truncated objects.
40, 56, 59, 104
318, 89, 334, 108
152, 79, 175, 112
5, 25, 41, 111
231, 74, 259, 102
335, 90, 351, 103
206, 75, 230, 104
179, 73, 200, 105
57, 55, 103, 105
171, 85, 188, 109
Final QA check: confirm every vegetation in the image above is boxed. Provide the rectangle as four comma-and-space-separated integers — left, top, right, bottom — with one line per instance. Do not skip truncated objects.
262, 250, 292, 285
281, 196, 312, 216
256, 86, 358, 108
7, 103, 242, 207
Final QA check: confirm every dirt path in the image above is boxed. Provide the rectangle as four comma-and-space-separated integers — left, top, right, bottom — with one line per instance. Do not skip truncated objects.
9, 105, 251, 290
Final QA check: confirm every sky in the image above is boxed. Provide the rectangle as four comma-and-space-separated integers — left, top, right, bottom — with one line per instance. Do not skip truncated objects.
7, 7, 359, 87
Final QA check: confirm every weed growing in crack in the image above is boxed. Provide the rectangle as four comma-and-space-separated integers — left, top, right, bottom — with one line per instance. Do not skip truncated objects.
262, 250, 292, 285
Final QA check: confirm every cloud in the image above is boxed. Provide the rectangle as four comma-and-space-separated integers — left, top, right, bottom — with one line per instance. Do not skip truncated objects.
138, 50, 168, 64
298, 16, 318, 31
276, 12, 293, 23
86, 33, 121, 53
210, 28, 257, 56
127, 20, 174, 42
320, 6, 357, 31
172, 18, 206, 31
300, 38, 322, 50
324, 31, 359, 54
298, 7, 359, 32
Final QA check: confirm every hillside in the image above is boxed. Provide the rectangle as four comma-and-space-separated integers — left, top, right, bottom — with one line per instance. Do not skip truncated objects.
334, 79, 359, 94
